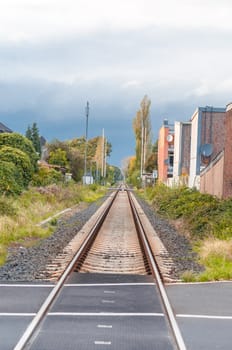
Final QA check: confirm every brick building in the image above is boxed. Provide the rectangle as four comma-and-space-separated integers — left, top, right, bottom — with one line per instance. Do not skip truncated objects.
200, 103, 232, 198
158, 120, 174, 183
189, 106, 226, 189
173, 121, 191, 185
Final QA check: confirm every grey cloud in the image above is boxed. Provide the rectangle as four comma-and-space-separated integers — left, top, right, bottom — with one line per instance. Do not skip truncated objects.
0, 24, 232, 165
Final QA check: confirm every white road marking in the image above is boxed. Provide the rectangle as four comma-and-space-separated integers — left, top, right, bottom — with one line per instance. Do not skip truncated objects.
0, 313, 36, 316
102, 300, 115, 303
94, 341, 111, 345
166, 281, 232, 286
0, 284, 54, 288
177, 314, 232, 320
64, 283, 155, 287
97, 325, 113, 328
104, 290, 115, 294
48, 312, 164, 316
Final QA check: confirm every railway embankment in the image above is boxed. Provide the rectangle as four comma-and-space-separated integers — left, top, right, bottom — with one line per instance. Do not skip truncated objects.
0, 183, 231, 282
0, 183, 107, 275
0, 185, 199, 282
139, 184, 232, 281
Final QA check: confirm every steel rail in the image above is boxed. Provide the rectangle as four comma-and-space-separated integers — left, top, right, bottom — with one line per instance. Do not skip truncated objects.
14, 189, 119, 350
127, 191, 187, 350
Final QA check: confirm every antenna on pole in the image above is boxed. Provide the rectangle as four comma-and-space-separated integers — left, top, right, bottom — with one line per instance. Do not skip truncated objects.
84, 101, 89, 185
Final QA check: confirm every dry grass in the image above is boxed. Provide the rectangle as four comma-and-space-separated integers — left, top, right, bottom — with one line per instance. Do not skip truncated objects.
199, 238, 232, 261
0, 183, 106, 265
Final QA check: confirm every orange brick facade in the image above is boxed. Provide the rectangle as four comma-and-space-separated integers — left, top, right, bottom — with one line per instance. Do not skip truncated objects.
158, 121, 174, 183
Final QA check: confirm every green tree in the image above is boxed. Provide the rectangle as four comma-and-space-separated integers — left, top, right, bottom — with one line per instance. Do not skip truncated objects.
48, 148, 68, 167
25, 125, 32, 140
25, 123, 41, 155
145, 140, 158, 173
68, 148, 84, 182
132, 95, 152, 174
32, 123, 41, 155
131, 95, 153, 185
47, 136, 112, 183
106, 165, 122, 185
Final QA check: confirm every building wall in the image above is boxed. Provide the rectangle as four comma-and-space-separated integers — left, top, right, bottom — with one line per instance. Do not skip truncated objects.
200, 108, 226, 160
158, 125, 169, 182
158, 121, 174, 183
223, 103, 232, 198
200, 152, 224, 198
189, 109, 200, 188
173, 122, 181, 180
173, 121, 191, 185
189, 107, 226, 189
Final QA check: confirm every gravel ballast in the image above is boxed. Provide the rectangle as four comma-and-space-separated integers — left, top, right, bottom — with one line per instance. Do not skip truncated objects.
135, 195, 204, 280
0, 193, 203, 281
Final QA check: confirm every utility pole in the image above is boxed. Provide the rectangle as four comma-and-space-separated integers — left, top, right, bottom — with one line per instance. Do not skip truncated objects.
84, 101, 89, 185
104, 137, 107, 178
140, 117, 144, 178
101, 128, 105, 179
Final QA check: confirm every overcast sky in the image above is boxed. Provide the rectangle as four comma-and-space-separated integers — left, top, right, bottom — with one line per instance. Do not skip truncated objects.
1, 0, 232, 166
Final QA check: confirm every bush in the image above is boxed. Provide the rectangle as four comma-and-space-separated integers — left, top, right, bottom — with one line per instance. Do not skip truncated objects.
148, 184, 232, 239
0, 146, 34, 187
0, 161, 24, 195
0, 132, 38, 170
31, 167, 64, 186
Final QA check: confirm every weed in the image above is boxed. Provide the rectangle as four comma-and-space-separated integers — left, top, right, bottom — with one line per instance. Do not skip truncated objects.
50, 218, 58, 226
181, 270, 197, 282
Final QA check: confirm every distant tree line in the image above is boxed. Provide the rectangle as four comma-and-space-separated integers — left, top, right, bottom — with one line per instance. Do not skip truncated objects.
45, 136, 121, 184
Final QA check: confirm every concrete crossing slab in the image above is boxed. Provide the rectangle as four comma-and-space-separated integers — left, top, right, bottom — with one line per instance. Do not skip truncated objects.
51, 284, 163, 314
0, 316, 33, 350
0, 283, 54, 313
29, 315, 174, 350
166, 281, 232, 349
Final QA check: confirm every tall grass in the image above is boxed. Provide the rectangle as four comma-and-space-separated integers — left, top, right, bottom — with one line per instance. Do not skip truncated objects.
0, 183, 106, 265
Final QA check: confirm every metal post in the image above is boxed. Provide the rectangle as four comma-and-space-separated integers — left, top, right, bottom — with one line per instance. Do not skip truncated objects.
84, 101, 89, 185
101, 128, 104, 178
141, 118, 144, 178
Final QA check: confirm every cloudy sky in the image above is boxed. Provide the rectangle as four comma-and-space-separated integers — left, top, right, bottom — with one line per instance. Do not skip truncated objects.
1, 0, 232, 166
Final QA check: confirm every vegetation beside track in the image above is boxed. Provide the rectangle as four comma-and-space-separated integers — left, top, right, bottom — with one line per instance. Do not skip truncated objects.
140, 184, 232, 281
0, 183, 106, 265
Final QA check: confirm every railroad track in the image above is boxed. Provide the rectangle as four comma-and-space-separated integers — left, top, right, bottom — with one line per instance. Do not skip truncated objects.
14, 186, 186, 350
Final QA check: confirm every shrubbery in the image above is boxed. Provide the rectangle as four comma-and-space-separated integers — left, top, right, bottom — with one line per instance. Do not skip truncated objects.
0, 160, 24, 195
0, 146, 34, 187
0, 133, 39, 195
146, 184, 232, 239
31, 167, 64, 187
0, 133, 38, 170
142, 184, 232, 281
